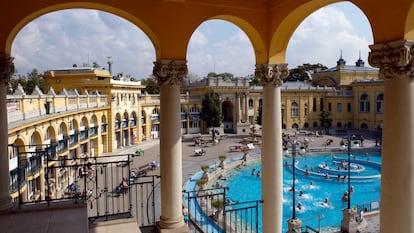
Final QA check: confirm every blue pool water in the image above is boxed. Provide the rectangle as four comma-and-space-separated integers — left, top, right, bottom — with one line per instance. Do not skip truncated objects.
222, 152, 381, 232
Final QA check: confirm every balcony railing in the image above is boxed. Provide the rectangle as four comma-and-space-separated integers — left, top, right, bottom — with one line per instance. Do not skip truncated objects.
89, 126, 98, 136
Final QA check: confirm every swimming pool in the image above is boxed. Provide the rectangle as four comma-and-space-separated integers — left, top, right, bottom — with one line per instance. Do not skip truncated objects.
221, 152, 381, 232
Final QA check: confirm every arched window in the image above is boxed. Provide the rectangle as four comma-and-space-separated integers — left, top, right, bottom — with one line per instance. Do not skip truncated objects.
258, 99, 263, 108
291, 101, 299, 117
181, 106, 187, 119
151, 108, 160, 122
359, 93, 370, 112
376, 93, 384, 113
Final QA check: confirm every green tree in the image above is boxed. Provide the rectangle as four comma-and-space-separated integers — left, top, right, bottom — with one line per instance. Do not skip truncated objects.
249, 76, 260, 86
200, 91, 222, 141
286, 63, 327, 81
141, 76, 160, 94
92, 62, 101, 68
26, 68, 44, 94
320, 110, 333, 133
9, 74, 27, 94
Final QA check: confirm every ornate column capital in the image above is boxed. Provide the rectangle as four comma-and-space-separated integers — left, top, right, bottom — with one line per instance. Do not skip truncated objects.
254, 63, 289, 87
368, 40, 414, 80
0, 53, 15, 86
153, 59, 188, 86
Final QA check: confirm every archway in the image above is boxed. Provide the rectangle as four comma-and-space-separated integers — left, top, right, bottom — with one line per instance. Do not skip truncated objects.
222, 100, 234, 133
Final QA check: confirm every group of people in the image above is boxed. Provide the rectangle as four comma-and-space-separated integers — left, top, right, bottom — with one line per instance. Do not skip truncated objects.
79, 163, 93, 178
251, 168, 261, 178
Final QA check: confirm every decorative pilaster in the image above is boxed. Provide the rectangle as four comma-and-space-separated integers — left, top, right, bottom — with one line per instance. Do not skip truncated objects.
255, 63, 289, 233
153, 59, 189, 232
0, 53, 14, 213
369, 40, 414, 233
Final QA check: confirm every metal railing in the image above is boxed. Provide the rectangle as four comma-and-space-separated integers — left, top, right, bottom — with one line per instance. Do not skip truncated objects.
184, 187, 261, 233
11, 144, 160, 230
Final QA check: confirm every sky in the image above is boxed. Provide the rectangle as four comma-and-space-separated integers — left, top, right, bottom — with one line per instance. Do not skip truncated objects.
11, 2, 373, 80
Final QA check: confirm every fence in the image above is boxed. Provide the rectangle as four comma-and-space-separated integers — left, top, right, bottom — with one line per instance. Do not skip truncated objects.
184, 187, 261, 233
12, 144, 160, 229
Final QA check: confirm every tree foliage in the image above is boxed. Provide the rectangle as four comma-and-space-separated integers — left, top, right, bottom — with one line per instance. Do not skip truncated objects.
320, 110, 333, 130
141, 76, 160, 94
9, 69, 44, 94
26, 69, 44, 94
200, 91, 222, 128
286, 63, 328, 82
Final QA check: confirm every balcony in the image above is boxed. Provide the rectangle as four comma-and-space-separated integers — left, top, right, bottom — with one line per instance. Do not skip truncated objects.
0, 201, 88, 233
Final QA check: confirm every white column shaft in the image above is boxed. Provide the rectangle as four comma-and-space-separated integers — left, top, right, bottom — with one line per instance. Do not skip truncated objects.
159, 84, 184, 228
381, 78, 414, 232
261, 85, 283, 233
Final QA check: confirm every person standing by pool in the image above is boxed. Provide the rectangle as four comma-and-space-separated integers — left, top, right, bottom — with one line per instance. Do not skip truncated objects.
182, 205, 189, 223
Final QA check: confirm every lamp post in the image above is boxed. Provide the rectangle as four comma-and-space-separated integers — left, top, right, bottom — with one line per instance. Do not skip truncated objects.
347, 137, 351, 209
286, 140, 302, 233
291, 140, 298, 219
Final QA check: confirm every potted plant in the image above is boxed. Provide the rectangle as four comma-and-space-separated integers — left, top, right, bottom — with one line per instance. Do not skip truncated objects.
218, 155, 226, 169
196, 179, 208, 189
211, 199, 225, 221
200, 165, 210, 181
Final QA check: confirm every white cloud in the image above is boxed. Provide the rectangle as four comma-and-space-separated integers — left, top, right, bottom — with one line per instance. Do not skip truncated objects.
286, 5, 372, 68
11, 4, 372, 79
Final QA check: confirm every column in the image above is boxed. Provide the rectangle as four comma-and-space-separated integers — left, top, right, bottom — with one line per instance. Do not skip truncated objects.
235, 92, 241, 123
240, 93, 246, 122
153, 59, 189, 232
244, 93, 248, 123
368, 40, 414, 233
0, 53, 14, 212
255, 63, 289, 233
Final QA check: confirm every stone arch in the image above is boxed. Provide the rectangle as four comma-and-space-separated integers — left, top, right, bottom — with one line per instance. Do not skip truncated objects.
5, 3, 159, 57
405, 2, 414, 40
90, 115, 98, 127
269, 1, 372, 64
45, 126, 57, 144
29, 131, 42, 148
222, 100, 234, 133
80, 116, 89, 129
58, 122, 68, 137
190, 16, 267, 64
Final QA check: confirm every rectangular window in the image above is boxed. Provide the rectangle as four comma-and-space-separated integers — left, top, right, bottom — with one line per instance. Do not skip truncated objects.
313, 98, 316, 112
320, 98, 324, 111
337, 103, 342, 112
328, 103, 332, 111
347, 103, 351, 112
